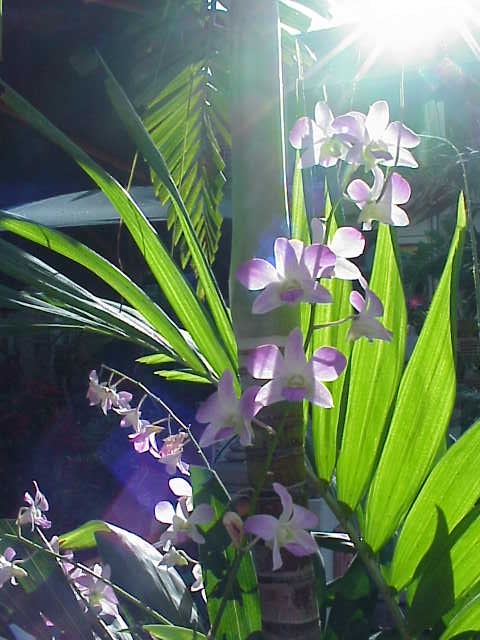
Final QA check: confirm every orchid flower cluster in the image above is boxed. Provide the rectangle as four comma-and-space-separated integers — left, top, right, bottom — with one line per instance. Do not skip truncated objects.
290, 99, 420, 230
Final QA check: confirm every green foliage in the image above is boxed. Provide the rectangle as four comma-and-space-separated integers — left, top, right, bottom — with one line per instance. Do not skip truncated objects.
144, 626, 208, 640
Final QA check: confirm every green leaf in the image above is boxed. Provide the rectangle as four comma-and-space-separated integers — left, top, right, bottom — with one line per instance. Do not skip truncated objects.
440, 595, 480, 640
98, 57, 237, 371
144, 626, 208, 640
59, 520, 111, 550
364, 194, 467, 552
311, 202, 352, 482
154, 370, 212, 384
190, 466, 261, 640
137, 353, 177, 365
336, 224, 406, 510
0, 80, 234, 379
278, 0, 312, 32
390, 418, 480, 591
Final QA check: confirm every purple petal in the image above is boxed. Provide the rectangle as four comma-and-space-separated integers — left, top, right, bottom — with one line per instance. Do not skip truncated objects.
291, 505, 319, 529
384, 121, 420, 148
395, 147, 419, 168
310, 218, 325, 244
309, 381, 334, 408
390, 205, 410, 226
365, 100, 389, 140
240, 385, 263, 420
255, 379, 285, 407
273, 482, 293, 520
237, 258, 279, 290
350, 290, 365, 313
195, 392, 221, 424
346, 178, 371, 204
272, 538, 283, 570
284, 530, 318, 556
252, 283, 283, 314
311, 347, 347, 381
4, 548, 15, 562
298, 146, 317, 169
333, 113, 365, 143
190, 504, 214, 526
289, 116, 317, 149
243, 514, 279, 540
330, 227, 365, 259
307, 282, 333, 304
391, 172, 411, 204
154, 501, 175, 524
303, 243, 336, 277
247, 343, 282, 379
239, 422, 254, 447
218, 370, 238, 405
282, 386, 308, 402
365, 288, 384, 316
284, 328, 307, 370
199, 423, 233, 448
275, 238, 302, 277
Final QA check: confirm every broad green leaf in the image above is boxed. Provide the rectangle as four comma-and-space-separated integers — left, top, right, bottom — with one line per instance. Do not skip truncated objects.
336, 224, 406, 509
190, 465, 261, 640
364, 194, 467, 552
154, 370, 212, 384
98, 58, 237, 371
390, 418, 480, 591
407, 510, 480, 633
145, 626, 207, 640
440, 595, 480, 640
137, 353, 177, 365
312, 200, 352, 482
0, 80, 234, 380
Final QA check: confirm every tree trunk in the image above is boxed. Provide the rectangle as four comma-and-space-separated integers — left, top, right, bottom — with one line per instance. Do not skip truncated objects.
229, 2, 320, 637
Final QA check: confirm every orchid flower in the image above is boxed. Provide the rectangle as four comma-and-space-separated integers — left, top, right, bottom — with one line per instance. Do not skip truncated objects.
158, 547, 188, 569
247, 328, 346, 409
348, 280, 392, 342
347, 167, 411, 230
86, 370, 132, 415
289, 101, 346, 169
151, 432, 190, 475
169, 477, 193, 512
244, 483, 318, 570
223, 511, 245, 549
17, 481, 51, 531
237, 237, 335, 314
311, 218, 365, 280
196, 371, 262, 448
128, 420, 163, 454
73, 563, 119, 620
155, 498, 214, 549
334, 100, 420, 170
191, 563, 207, 601
0, 548, 27, 588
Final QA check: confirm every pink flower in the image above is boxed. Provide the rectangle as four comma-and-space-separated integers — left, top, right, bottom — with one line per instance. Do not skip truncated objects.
243, 483, 318, 570
247, 328, 346, 409
17, 481, 51, 531
151, 432, 190, 475
347, 167, 411, 230
86, 370, 132, 415
289, 101, 346, 169
311, 219, 365, 280
155, 498, 214, 549
348, 281, 392, 342
128, 420, 163, 454
0, 548, 27, 588
73, 563, 119, 620
222, 511, 245, 549
237, 237, 335, 314
196, 371, 262, 448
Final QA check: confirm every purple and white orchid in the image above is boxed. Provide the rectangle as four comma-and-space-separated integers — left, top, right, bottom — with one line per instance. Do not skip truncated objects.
17, 481, 51, 531
289, 101, 346, 169
334, 100, 420, 170
151, 432, 190, 475
244, 483, 318, 570
347, 167, 411, 230
247, 328, 346, 409
237, 237, 335, 314
73, 563, 119, 620
128, 419, 163, 455
0, 548, 27, 588
311, 218, 365, 280
348, 280, 392, 342
155, 498, 214, 549
86, 370, 132, 415
196, 370, 262, 448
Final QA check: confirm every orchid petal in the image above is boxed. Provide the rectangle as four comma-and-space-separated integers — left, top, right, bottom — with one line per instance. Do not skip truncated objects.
284, 531, 318, 556
333, 258, 362, 280
218, 370, 238, 405
243, 514, 279, 540
303, 243, 335, 277
195, 393, 221, 424
384, 121, 420, 148
314, 101, 333, 130
289, 116, 318, 149
391, 172, 411, 204
252, 283, 283, 314
190, 504, 214, 526
371, 167, 386, 200
273, 482, 293, 521
275, 238, 301, 277
390, 205, 410, 226
309, 380, 333, 408
154, 501, 175, 525
330, 227, 365, 258
290, 505, 319, 529
347, 178, 371, 204
308, 282, 333, 304
247, 344, 282, 379
350, 290, 365, 313
283, 328, 307, 370
366, 100, 389, 140
311, 347, 347, 381
169, 478, 192, 498
255, 379, 285, 406
272, 537, 283, 571
236, 258, 279, 290
240, 385, 263, 420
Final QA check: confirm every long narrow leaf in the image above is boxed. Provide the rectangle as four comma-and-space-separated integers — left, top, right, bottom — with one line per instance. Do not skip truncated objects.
364, 194, 466, 552
336, 224, 406, 509
0, 80, 233, 379
440, 595, 480, 639
98, 57, 237, 370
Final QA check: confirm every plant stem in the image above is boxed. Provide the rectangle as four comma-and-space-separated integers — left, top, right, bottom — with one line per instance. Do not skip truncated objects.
6, 532, 172, 626
306, 470, 411, 640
